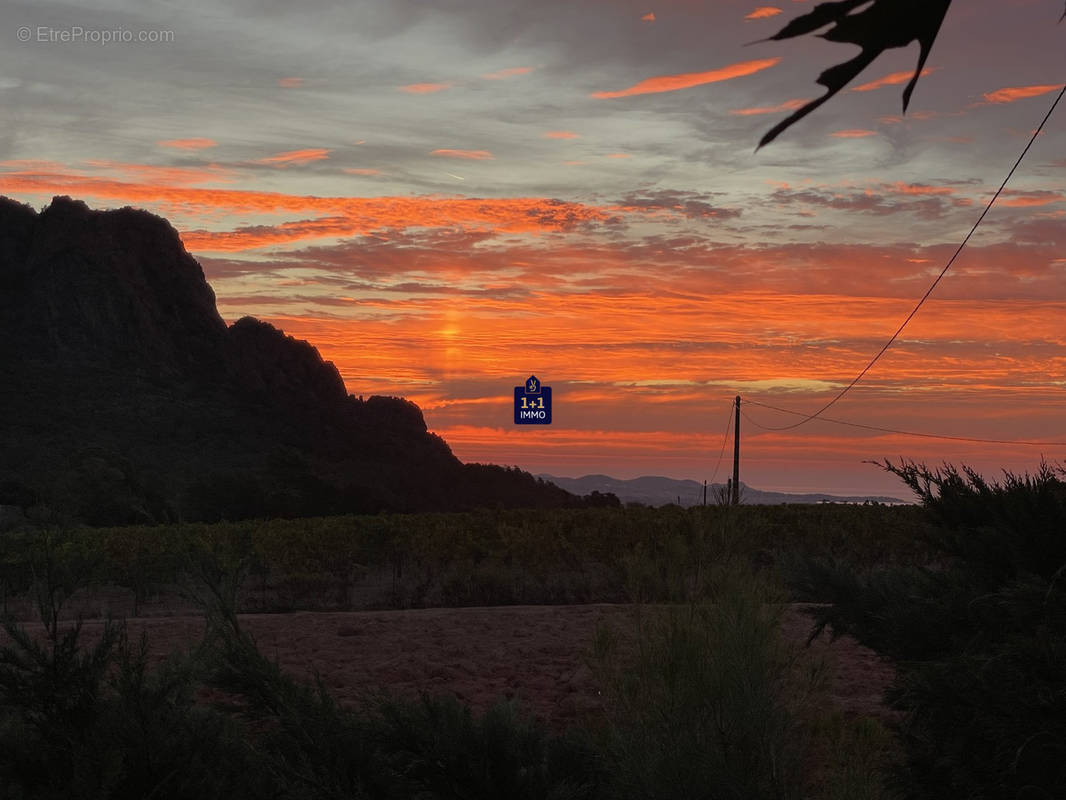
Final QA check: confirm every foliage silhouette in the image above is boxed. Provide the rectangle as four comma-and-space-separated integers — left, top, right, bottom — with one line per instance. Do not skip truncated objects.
787, 461, 1066, 799
758, 0, 1066, 148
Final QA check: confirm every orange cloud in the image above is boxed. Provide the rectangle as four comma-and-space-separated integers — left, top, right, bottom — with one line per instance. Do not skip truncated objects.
851, 68, 933, 92
163, 180, 1061, 492
258, 284, 1066, 469
831, 129, 877, 138
157, 138, 217, 150
482, 67, 533, 80
431, 149, 494, 160
981, 84, 1064, 104
1, 164, 611, 232
17, 161, 1066, 494
883, 182, 955, 196
182, 196, 605, 249
254, 148, 331, 166
729, 98, 807, 116
343, 168, 383, 176
544, 131, 580, 139
605, 153, 633, 159
745, 7, 782, 19
399, 82, 453, 94
878, 109, 948, 125
185, 218, 1066, 494
642, 12, 655, 22
12, 152, 1056, 491
591, 58, 780, 99
0, 163, 621, 254
998, 190, 1066, 208
278, 77, 304, 88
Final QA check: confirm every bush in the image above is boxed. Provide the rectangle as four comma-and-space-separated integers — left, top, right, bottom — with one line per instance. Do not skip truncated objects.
877, 459, 1066, 583
371, 693, 601, 800
0, 617, 262, 799
789, 461, 1066, 800
590, 565, 828, 800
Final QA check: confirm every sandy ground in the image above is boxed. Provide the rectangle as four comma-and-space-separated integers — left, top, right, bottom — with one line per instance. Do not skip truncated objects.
1, 603, 894, 730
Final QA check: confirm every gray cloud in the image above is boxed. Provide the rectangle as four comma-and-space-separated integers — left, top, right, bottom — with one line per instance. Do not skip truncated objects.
619, 189, 742, 220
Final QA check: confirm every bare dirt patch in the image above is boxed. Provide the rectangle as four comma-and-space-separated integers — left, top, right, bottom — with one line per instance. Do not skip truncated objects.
1, 604, 894, 730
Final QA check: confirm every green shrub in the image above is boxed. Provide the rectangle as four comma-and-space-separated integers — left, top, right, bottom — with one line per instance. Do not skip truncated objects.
0, 617, 262, 799
590, 565, 827, 800
371, 693, 601, 800
877, 459, 1066, 583
816, 715, 899, 800
790, 461, 1066, 800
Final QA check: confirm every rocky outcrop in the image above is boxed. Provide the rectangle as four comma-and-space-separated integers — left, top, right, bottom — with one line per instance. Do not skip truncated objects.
228, 316, 348, 409
0, 195, 574, 521
2, 196, 228, 376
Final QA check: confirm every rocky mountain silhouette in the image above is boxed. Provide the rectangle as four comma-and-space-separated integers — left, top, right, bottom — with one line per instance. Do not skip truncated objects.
1, 196, 226, 375
0, 196, 580, 524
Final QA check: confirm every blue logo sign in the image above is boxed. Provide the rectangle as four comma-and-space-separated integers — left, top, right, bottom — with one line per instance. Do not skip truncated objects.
514, 374, 552, 424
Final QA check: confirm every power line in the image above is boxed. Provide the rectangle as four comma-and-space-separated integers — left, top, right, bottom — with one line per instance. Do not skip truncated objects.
759, 83, 1066, 432
707, 402, 735, 486
742, 398, 1066, 447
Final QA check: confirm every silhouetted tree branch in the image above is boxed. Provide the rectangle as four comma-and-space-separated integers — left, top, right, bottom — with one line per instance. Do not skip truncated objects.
757, 0, 1065, 149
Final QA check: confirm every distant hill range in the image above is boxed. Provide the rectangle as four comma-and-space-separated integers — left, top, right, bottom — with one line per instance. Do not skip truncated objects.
0, 196, 582, 524
539, 474, 906, 506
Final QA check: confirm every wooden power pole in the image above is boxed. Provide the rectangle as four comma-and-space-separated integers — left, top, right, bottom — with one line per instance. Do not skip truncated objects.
731, 395, 741, 505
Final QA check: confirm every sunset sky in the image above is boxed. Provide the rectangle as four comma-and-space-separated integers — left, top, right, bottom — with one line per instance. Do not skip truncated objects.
3, 0, 1065, 497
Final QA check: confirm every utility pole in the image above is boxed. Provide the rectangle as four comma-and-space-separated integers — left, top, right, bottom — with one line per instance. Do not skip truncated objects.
731, 395, 741, 506
702, 479, 707, 506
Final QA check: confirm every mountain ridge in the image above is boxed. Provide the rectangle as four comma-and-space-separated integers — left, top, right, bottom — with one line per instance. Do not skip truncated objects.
539, 474, 907, 506
0, 195, 579, 522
